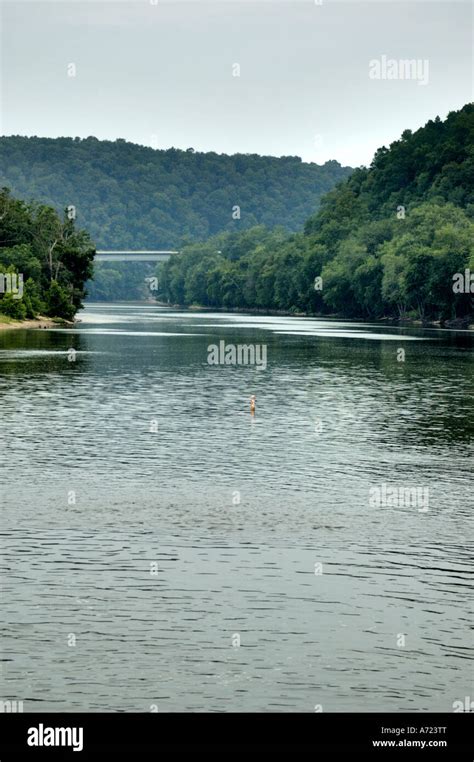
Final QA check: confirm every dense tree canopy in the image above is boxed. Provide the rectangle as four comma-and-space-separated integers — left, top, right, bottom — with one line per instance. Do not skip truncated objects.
0, 136, 350, 301
159, 104, 474, 324
0, 137, 351, 248
0, 188, 95, 320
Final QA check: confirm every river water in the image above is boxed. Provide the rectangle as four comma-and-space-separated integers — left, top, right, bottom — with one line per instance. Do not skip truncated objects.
0, 303, 472, 712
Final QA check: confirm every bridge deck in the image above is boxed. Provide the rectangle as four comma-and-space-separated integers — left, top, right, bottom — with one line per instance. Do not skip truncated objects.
95, 250, 179, 262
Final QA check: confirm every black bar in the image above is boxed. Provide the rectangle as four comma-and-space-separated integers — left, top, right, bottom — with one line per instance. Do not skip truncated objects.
0, 712, 472, 759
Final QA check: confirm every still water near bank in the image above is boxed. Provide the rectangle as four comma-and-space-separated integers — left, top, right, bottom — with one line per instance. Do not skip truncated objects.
0, 303, 472, 712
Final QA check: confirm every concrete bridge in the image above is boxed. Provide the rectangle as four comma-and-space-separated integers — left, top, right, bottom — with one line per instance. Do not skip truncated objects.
95, 250, 179, 262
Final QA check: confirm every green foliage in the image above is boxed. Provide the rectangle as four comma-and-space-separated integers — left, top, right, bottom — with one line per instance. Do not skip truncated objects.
0, 138, 350, 301
0, 188, 95, 320
44, 281, 75, 320
159, 104, 474, 323
0, 136, 351, 249
87, 262, 156, 301
378, 203, 474, 320
0, 292, 27, 319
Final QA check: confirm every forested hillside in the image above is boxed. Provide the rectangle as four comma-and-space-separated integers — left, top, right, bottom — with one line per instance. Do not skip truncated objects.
0, 137, 351, 247
159, 104, 474, 323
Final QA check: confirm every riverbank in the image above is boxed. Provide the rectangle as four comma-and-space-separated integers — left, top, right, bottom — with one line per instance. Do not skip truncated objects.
0, 315, 75, 331
157, 302, 474, 331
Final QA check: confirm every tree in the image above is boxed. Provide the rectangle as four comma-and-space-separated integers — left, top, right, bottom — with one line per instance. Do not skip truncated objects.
0, 190, 95, 320
44, 281, 75, 320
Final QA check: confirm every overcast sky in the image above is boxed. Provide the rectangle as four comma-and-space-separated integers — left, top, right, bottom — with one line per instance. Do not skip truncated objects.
0, 0, 472, 167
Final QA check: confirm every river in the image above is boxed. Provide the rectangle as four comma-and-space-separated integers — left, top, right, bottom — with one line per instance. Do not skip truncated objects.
0, 303, 472, 712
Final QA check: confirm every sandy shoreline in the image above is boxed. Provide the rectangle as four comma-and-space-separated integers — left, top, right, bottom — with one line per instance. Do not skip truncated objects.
0, 316, 73, 331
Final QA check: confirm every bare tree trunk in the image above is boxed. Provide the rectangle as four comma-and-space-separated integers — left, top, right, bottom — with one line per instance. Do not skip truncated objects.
48, 240, 58, 282
397, 302, 407, 320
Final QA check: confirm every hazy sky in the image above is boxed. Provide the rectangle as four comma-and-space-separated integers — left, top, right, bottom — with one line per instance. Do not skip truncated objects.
0, 0, 472, 166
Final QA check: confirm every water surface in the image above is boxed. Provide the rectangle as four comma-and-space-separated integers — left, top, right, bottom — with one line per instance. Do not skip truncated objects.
1, 304, 472, 712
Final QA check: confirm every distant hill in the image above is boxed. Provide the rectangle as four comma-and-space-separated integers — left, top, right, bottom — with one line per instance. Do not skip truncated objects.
0, 136, 352, 248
